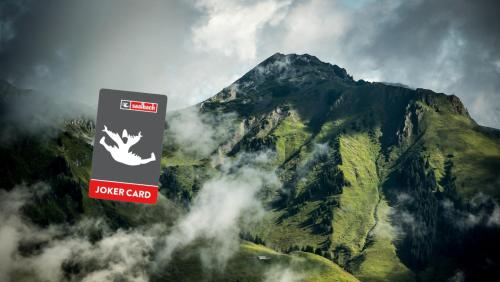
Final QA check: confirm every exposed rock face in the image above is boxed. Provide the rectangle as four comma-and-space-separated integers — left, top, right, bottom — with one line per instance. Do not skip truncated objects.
447, 94, 469, 116
416, 89, 469, 117
397, 103, 425, 146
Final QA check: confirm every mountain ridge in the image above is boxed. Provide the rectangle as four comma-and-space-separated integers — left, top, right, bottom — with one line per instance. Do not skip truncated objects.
1, 53, 499, 281
201, 53, 471, 122
174, 53, 500, 281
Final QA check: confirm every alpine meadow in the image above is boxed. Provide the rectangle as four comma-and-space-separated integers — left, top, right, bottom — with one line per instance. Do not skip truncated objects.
1, 53, 500, 281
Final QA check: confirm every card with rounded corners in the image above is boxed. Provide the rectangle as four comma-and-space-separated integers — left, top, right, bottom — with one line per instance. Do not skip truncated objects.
89, 89, 167, 204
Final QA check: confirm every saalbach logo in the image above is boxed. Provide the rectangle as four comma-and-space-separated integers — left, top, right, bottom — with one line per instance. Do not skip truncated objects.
120, 99, 158, 113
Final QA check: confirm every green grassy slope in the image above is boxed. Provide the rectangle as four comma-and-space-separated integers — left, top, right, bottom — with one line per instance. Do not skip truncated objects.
416, 102, 500, 200
2, 54, 499, 281
156, 241, 359, 282
331, 133, 380, 258
350, 200, 415, 282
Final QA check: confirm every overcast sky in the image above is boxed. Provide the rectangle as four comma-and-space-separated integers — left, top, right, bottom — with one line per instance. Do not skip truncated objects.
1, 0, 499, 128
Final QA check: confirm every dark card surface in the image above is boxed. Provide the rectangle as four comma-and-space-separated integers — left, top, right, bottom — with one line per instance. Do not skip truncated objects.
89, 89, 167, 204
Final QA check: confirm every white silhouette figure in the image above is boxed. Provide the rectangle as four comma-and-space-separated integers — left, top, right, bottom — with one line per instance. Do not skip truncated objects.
99, 125, 156, 166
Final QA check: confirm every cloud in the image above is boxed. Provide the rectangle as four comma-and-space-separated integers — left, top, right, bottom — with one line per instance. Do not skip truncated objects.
0, 0, 31, 51
0, 184, 167, 282
167, 107, 238, 157
263, 265, 304, 282
0, 84, 93, 143
0, 184, 70, 281
384, 191, 500, 248
158, 151, 280, 269
1, 0, 500, 128
281, 0, 351, 52
383, 193, 419, 241
0, 96, 281, 279
441, 193, 500, 230
487, 205, 500, 226
395, 193, 413, 204
448, 270, 465, 282
371, 205, 405, 241
274, 0, 500, 127
0, 0, 211, 111
252, 53, 293, 82
296, 142, 329, 181
0, 150, 280, 280
0, 186, 31, 281
192, 0, 292, 60
66, 227, 159, 282
346, 0, 500, 127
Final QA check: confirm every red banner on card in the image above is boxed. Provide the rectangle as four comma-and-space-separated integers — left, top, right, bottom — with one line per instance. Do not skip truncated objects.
89, 179, 158, 204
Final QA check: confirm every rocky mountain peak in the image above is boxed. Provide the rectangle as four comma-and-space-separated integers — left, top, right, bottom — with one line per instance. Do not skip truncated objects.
203, 53, 476, 126
207, 53, 354, 104
246, 52, 353, 82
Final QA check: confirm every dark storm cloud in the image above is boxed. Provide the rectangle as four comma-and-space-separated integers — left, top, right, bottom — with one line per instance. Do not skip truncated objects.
353, 0, 500, 127
0, 0, 499, 127
0, 0, 30, 51
273, 0, 500, 127
0, 0, 201, 111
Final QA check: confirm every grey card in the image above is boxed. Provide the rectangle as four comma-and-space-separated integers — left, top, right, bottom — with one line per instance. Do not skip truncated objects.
89, 89, 167, 204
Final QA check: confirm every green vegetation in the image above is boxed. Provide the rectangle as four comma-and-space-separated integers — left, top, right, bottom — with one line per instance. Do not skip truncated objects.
351, 200, 415, 282
417, 103, 500, 200
156, 241, 359, 282
272, 111, 311, 163
2, 54, 500, 281
248, 200, 330, 251
331, 133, 380, 259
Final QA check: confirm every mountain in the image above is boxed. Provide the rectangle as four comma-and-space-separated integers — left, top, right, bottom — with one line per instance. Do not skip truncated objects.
1, 54, 499, 281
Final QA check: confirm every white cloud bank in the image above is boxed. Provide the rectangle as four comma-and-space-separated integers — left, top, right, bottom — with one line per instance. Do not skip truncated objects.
159, 151, 280, 269
264, 265, 305, 282
192, 0, 292, 60
0, 185, 164, 282
0, 150, 280, 280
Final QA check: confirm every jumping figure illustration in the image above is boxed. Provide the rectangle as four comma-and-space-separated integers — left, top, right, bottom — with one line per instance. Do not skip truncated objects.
99, 125, 156, 166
